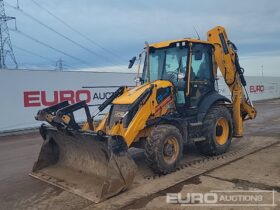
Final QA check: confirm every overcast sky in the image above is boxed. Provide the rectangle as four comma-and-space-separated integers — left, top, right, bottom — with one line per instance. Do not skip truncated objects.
4, 0, 280, 76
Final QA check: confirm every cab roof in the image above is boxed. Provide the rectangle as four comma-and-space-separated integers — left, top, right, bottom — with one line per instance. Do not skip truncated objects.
149, 38, 213, 48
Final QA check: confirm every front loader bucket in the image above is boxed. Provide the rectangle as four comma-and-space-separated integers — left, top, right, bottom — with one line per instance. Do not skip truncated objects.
30, 126, 137, 203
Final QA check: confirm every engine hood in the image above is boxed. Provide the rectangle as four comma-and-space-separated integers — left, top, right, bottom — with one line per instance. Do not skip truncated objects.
112, 80, 173, 105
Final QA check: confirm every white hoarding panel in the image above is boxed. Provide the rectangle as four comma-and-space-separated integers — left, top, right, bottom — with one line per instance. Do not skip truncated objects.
217, 76, 280, 101
0, 70, 135, 132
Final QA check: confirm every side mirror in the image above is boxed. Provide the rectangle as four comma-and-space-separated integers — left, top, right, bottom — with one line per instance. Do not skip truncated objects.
128, 56, 136, 69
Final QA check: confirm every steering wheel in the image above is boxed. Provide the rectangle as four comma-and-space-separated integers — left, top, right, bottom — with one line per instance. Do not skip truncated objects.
164, 70, 178, 81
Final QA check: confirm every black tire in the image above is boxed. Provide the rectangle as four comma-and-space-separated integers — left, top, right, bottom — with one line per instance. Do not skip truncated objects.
195, 105, 233, 156
144, 124, 183, 174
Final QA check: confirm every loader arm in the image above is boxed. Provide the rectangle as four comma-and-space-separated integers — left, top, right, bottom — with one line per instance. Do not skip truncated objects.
207, 26, 257, 137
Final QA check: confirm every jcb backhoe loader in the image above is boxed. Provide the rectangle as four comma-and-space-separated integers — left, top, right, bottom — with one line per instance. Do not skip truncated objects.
31, 26, 256, 203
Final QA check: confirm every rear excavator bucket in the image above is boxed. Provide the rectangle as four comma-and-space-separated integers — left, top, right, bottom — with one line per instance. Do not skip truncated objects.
30, 125, 137, 203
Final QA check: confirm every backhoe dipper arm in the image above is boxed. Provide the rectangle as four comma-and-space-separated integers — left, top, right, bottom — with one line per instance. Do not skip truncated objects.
207, 26, 257, 137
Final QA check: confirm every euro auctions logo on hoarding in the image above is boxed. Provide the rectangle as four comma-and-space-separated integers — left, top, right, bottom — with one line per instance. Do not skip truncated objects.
250, 85, 264, 93
23, 89, 116, 107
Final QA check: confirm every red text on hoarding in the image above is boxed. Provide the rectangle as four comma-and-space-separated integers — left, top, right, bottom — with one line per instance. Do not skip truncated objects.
24, 90, 91, 107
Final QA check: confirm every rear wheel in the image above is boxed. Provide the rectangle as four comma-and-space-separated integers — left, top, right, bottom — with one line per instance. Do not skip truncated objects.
195, 105, 233, 155
144, 124, 183, 174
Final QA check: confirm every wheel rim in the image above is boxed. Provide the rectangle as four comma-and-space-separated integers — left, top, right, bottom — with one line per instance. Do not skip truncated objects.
163, 136, 179, 164
215, 117, 229, 145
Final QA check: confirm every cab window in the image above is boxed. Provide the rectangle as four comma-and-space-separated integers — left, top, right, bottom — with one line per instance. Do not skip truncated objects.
188, 44, 213, 107
191, 44, 212, 81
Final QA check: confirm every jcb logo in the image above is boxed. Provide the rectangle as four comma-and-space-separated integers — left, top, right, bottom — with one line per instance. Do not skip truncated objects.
250, 85, 264, 93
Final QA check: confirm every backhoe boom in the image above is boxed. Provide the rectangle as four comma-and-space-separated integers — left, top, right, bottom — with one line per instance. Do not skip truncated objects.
207, 26, 257, 137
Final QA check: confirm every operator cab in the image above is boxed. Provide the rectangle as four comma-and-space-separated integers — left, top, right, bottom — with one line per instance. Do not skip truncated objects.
141, 40, 215, 113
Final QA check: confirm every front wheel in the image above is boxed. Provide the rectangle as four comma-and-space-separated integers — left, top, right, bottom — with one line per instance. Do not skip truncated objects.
144, 124, 183, 174
195, 105, 233, 156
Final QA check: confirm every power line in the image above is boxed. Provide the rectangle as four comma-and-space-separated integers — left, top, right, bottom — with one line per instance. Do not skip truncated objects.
9, 62, 51, 66
12, 29, 90, 65
8, 60, 76, 70
13, 44, 55, 63
6, 1, 126, 69
14, 44, 76, 69
30, 0, 127, 63
63, 63, 75, 69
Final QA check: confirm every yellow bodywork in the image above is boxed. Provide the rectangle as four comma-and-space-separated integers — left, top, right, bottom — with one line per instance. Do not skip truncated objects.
83, 80, 175, 147
113, 84, 151, 105
150, 38, 212, 48
111, 80, 174, 146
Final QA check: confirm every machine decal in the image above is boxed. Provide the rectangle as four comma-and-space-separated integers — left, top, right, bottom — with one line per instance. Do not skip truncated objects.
156, 87, 171, 104
155, 95, 173, 113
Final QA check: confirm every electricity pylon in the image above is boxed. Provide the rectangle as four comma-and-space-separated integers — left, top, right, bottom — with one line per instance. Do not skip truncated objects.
0, 0, 17, 69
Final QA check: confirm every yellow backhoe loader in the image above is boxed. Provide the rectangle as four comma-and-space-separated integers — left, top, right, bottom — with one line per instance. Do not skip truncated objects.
30, 26, 256, 203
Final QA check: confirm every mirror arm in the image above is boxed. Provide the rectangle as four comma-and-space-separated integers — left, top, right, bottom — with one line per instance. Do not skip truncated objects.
145, 42, 150, 82
137, 53, 142, 77
186, 43, 192, 96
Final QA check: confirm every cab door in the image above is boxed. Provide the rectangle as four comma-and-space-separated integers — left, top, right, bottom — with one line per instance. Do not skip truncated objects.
187, 43, 215, 108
